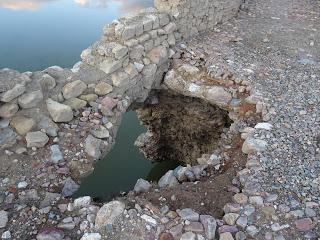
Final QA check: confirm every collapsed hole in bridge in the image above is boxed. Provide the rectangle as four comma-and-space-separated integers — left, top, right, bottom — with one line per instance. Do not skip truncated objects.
135, 90, 233, 166
75, 90, 235, 204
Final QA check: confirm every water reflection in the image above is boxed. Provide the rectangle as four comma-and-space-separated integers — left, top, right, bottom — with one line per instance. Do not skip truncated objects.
0, 0, 153, 12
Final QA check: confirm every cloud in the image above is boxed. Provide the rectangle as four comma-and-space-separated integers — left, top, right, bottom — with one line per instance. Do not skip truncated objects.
0, 0, 56, 10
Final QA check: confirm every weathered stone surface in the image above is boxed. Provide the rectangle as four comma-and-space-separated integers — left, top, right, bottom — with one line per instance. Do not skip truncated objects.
158, 170, 179, 188
64, 98, 87, 110
0, 211, 8, 228
219, 232, 234, 240
61, 178, 79, 197
10, 116, 36, 135
91, 125, 109, 139
223, 213, 239, 225
38, 116, 59, 137
101, 96, 118, 110
177, 208, 199, 221
26, 131, 49, 148
94, 82, 113, 95
184, 222, 204, 233
99, 58, 123, 75
40, 192, 61, 208
80, 233, 101, 240
1, 84, 25, 102
141, 214, 157, 227
62, 80, 87, 99
46, 98, 73, 122
134, 178, 152, 193
80, 94, 98, 102
74, 196, 91, 208
95, 201, 125, 230
36, 228, 64, 240
180, 232, 196, 240
0, 127, 17, 149
50, 144, 63, 163
294, 218, 313, 231
233, 193, 248, 204
0, 103, 19, 118
200, 215, 217, 240
40, 74, 56, 90
173, 166, 188, 182
204, 86, 232, 107
111, 71, 130, 87
159, 233, 174, 240
242, 137, 267, 154
147, 46, 168, 65
85, 135, 102, 158
18, 90, 43, 108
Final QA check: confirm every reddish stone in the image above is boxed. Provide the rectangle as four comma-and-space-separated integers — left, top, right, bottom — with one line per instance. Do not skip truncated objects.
159, 232, 174, 240
101, 96, 118, 110
294, 218, 313, 231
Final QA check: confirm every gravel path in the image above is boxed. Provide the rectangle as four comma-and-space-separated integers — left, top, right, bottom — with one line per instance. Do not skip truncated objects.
182, 0, 319, 238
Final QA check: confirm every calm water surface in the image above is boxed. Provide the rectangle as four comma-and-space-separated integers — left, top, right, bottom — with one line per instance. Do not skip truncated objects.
0, 0, 179, 199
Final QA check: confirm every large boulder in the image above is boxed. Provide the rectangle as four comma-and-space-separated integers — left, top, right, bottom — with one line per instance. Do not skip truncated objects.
62, 80, 87, 99
95, 201, 125, 230
26, 131, 49, 148
18, 90, 43, 109
46, 98, 73, 123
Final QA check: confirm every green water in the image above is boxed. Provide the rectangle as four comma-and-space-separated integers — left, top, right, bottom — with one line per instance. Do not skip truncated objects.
75, 111, 179, 200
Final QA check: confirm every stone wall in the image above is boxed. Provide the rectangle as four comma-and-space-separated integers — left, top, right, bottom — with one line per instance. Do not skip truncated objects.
0, 0, 243, 158
155, 0, 243, 40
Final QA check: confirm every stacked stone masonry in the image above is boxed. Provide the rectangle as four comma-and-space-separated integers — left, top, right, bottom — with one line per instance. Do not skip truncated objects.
0, 0, 243, 155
